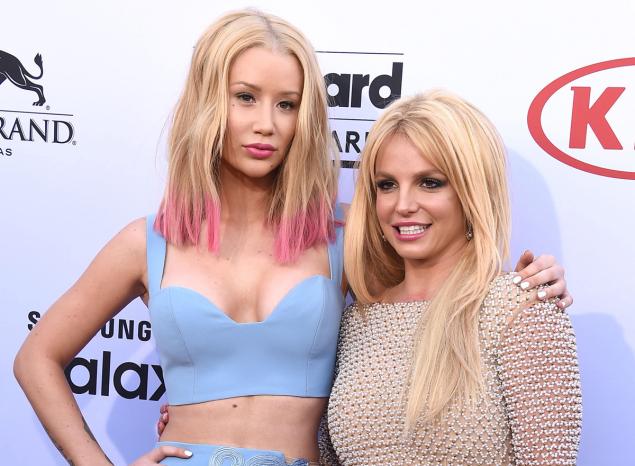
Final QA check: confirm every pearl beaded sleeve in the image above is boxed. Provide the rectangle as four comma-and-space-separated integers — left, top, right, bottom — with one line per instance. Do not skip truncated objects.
318, 410, 340, 466
497, 293, 582, 464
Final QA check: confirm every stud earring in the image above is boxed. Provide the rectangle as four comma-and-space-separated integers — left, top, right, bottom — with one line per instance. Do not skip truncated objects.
465, 224, 473, 241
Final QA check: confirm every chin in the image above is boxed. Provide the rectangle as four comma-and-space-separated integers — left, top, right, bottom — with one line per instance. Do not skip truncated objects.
390, 245, 431, 261
401, 253, 432, 262
245, 167, 278, 179
236, 159, 284, 179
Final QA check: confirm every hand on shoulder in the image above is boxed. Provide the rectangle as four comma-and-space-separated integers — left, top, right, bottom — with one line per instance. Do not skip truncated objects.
485, 273, 565, 335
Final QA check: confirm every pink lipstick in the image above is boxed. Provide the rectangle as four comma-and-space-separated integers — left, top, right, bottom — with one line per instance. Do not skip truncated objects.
392, 222, 431, 241
244, 143, 276, 159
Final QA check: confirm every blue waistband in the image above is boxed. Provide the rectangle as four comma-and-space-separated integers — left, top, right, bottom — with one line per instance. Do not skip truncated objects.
156, 441, 314, 466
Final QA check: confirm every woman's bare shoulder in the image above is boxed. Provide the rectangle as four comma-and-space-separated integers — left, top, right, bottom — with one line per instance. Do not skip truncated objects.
88, 217, 149, 283
106, 217, 148, 252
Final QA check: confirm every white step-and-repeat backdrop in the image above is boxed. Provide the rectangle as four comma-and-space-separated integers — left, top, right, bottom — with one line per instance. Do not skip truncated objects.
2, 1, 633, 464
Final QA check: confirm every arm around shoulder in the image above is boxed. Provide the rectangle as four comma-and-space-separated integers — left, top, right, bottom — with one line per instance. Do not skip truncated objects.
13, 217, 149, 466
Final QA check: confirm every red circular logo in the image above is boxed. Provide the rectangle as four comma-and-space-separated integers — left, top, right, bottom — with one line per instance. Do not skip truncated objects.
528, 58, 635, 180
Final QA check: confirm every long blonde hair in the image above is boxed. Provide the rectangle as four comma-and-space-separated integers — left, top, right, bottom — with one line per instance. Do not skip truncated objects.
156, 9, 339, 262
344, 90, 511, 424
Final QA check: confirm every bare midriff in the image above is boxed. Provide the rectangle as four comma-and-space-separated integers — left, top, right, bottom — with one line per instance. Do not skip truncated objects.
159, 395, 327, 462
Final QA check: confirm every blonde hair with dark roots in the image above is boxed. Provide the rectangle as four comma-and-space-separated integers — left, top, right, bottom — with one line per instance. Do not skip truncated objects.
344, 90, 511, 425
156, 9, 339, 262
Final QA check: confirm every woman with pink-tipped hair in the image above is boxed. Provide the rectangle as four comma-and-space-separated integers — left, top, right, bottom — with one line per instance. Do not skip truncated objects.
14, 9, 571, 466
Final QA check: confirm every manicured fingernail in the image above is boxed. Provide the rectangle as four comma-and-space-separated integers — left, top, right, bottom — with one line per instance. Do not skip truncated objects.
184, 450, 193, 457
512, 275, 522, 284
520, 281, 530, 290
162, 413, 168, 421
537, 290, 547, 300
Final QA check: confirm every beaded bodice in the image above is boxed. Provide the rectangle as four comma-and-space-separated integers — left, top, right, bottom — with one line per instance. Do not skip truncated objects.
320, 274, 582, 465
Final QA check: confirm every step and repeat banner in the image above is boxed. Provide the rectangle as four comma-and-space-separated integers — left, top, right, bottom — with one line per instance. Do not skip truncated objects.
2, 1, 634, 465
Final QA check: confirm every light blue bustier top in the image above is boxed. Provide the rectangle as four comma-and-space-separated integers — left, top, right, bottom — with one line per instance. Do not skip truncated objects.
146, 213, 345, 405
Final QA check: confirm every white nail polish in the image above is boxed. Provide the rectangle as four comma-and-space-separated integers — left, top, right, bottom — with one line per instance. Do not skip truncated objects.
184, 450, 193, 457
512, 275, 522, 284
520, 281, 530, 290
537, 290, 547, 299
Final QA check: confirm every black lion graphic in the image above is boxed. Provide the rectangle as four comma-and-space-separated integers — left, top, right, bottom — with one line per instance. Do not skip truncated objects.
0, 50, 46, 106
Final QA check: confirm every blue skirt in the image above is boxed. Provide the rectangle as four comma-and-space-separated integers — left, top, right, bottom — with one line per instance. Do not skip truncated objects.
155, 441, 315, 466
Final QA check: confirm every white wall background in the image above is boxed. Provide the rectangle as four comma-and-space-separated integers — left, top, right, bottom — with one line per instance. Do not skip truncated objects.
2, 1, 634, 464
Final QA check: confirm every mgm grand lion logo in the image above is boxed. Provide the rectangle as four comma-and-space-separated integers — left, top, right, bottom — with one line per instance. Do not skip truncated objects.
0, 50, 46, 106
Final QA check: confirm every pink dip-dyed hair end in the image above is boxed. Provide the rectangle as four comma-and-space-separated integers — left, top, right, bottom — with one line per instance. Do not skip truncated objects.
154, 194, 221, 252
155, 196, 336, 263
274, 199, 336, 264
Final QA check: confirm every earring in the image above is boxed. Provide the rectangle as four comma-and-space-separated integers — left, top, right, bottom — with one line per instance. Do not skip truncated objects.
465, 224, 473, 241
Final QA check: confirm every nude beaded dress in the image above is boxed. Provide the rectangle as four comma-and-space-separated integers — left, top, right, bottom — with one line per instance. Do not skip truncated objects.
320, 274, 582, 466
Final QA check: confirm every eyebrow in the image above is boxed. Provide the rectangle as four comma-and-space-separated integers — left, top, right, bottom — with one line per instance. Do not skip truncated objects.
375, 169, 446, 179
230, 81, 302, 98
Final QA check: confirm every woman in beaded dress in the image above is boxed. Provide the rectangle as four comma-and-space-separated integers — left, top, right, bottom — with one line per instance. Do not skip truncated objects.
320, 90, 582, 465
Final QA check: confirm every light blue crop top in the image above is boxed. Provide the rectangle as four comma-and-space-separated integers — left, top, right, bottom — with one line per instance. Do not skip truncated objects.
146, 213, 345, 405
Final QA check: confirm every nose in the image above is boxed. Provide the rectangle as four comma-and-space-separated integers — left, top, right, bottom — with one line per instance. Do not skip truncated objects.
253, 103, 274, 136
395, 186, 418, 215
